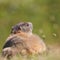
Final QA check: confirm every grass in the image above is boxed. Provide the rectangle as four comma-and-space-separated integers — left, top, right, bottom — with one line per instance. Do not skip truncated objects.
0, 45, 60, 60
0, 0, 60, 60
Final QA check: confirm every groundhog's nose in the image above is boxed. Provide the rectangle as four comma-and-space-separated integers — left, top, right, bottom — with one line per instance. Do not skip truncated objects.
27, 22, 33, 30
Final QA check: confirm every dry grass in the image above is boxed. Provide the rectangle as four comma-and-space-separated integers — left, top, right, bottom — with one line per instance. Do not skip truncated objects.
0, 45, 60, 60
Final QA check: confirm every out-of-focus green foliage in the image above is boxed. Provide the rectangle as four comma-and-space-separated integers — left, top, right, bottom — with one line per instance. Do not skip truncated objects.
0, 0, 60, 51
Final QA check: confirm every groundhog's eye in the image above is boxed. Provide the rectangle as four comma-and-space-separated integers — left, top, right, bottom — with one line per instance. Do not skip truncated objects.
26, 24, 29, 26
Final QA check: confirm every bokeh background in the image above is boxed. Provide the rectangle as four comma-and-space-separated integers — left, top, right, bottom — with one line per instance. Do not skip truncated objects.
0, 0, 60, 52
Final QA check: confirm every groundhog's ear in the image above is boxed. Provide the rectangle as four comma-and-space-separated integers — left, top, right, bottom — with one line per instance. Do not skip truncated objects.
11, 25, 19, 34
11, 23, 22, 34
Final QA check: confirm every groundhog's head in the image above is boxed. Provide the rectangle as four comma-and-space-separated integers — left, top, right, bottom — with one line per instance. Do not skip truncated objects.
11, 22, 33, 34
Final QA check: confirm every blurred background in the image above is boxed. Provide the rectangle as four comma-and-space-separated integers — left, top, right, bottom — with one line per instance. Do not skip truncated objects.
0, 0, 60, 52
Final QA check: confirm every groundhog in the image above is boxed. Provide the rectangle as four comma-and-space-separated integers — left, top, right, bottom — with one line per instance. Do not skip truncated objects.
2, 22, 47, 58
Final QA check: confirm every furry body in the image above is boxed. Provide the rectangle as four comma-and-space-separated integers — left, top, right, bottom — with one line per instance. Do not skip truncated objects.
2, 22, 46, 58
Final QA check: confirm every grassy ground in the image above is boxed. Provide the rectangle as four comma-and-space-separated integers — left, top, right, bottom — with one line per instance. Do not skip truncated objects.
0, 45, 60, 60
0, 0, 60, 60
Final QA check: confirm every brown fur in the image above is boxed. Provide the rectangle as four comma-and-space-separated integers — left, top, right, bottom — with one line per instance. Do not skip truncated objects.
2, 22, 46, 58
